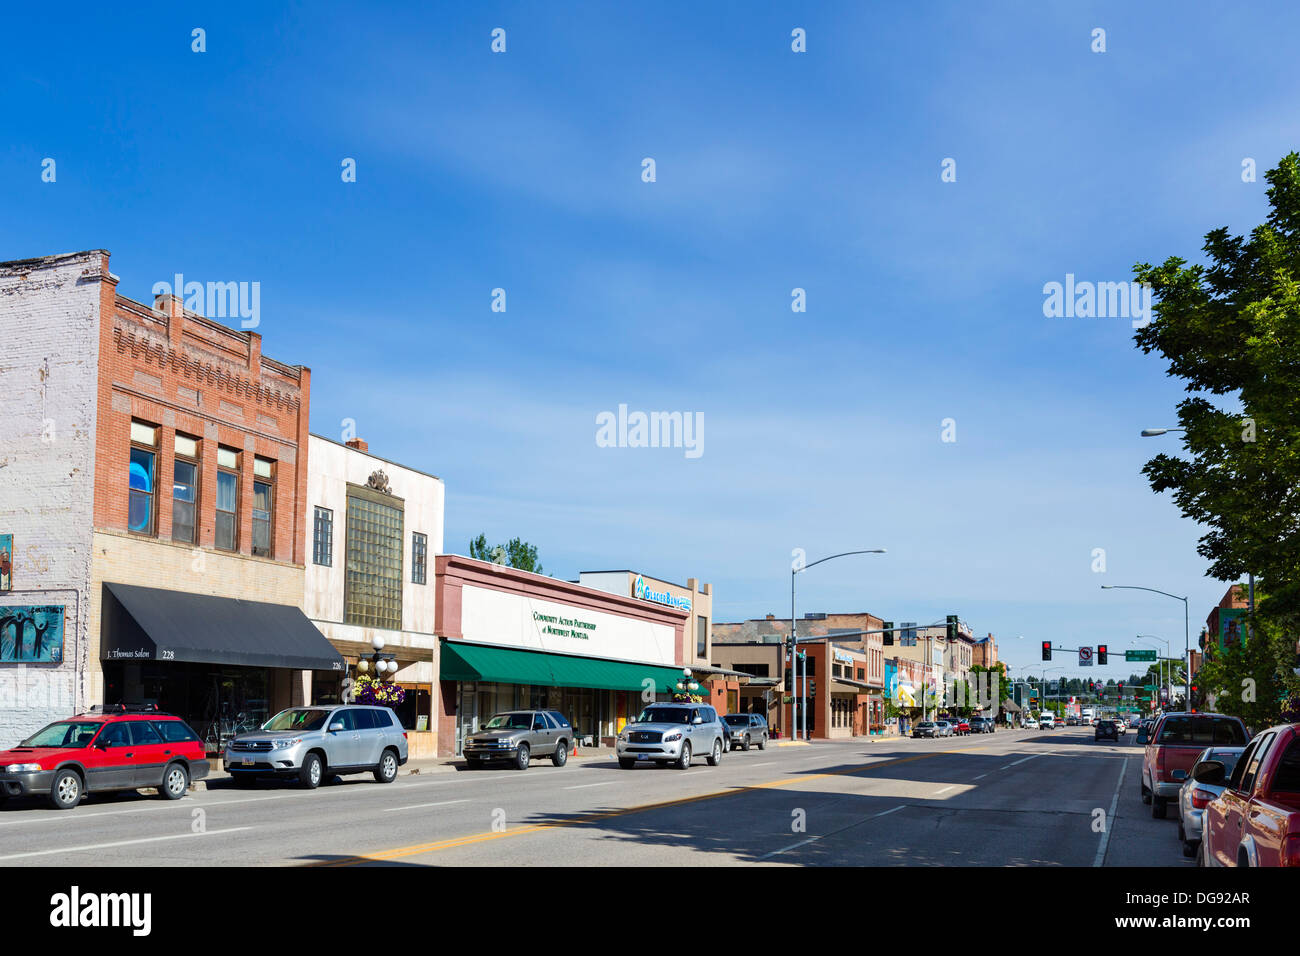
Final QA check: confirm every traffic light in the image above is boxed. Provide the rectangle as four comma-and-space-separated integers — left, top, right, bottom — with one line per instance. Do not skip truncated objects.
1041, 641, 1051, 661
946, 615, 959, 641
1118, 681, 1125, 700
882, 621, 894, 646
1097, 644, 1108, 665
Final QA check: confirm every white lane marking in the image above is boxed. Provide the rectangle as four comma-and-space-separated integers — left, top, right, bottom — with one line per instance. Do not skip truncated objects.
383, 799, 469, 813
934, 786, 955, 794
871, 805, 905, 818
564, 781, 617, 790
1000, 754, 1040, 770
972, 773, 988, 780
748, 762, 774, 768
1093, 756, 1129, 868
757, 835, 821, 861
0, 826, 255, 862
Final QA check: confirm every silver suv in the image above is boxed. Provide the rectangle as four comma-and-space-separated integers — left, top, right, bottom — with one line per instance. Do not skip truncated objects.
224, 705, 408, 789
616, 703, 726, 769
462, 710, 575, 770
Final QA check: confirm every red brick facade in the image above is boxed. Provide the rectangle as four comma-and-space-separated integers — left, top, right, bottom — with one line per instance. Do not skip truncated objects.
90, 252, 310, 567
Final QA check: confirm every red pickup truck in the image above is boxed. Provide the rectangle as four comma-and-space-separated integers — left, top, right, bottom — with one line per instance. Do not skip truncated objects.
1200, 722, 1300, 867
1139, 712, 1248, 819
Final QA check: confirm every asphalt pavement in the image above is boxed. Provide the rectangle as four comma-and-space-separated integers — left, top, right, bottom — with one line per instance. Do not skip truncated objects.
0, 726, 1189, 866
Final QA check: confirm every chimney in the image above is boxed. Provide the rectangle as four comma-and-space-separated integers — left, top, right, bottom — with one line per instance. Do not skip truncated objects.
154, 293, 186, 351
766, 614, 775, 621
345, 438, 368, 453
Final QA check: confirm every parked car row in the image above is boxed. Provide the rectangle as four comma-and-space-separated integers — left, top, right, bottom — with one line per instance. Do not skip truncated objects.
911, 716, 996, 738
1133, 710, 1300, 867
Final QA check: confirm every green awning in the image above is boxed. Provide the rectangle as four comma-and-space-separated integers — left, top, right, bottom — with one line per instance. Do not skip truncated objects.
441, 641, 688, 694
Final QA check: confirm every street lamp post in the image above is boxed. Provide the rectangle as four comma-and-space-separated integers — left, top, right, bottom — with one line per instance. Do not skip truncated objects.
791, 549, 886, 741
1101, 585, 1189, 708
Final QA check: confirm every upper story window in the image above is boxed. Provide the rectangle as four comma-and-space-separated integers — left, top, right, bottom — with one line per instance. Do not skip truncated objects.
313, 507, 334, 566
252, 457, 275, 558
696, 617, 708, 658
345, 486, 404, 630
171, 433, 200, 545
128, 421, 158, 536
215, 446, 240, 551
412, 532, 428, 585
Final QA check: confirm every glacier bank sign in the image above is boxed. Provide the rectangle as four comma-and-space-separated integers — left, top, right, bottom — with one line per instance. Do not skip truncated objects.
633, 575, 691, 612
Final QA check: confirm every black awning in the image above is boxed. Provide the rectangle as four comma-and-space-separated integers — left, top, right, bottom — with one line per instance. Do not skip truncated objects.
102, 582, 345, 672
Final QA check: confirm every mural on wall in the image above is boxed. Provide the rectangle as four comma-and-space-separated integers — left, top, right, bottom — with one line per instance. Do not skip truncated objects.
0, 534, 11, 591
0, 606, 64, 663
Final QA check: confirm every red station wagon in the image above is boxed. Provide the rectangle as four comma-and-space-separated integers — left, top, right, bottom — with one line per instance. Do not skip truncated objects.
0, 705, 210, 810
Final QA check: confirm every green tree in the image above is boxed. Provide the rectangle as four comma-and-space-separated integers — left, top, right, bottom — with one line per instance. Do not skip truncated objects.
1132, 152, 1300, 724
469, 534, 545, 574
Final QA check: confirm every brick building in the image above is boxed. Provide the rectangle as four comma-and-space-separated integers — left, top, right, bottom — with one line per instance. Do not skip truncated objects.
0, 250, 341, 747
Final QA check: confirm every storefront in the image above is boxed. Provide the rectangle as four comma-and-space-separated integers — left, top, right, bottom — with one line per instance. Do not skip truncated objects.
434, 555, 688, 756
98, 582, 344, 752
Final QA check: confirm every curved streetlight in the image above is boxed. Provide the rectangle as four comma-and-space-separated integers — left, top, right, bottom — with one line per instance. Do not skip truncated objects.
791, 549, 887, 740
1140, 427, 1185, 437
1102, 585, 1189, 707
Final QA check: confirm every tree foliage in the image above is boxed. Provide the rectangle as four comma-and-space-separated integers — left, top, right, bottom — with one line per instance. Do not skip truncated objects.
469, 533, 545, 574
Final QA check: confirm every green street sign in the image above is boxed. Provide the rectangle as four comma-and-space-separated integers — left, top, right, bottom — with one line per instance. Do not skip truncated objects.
1125, 649, 1157, 662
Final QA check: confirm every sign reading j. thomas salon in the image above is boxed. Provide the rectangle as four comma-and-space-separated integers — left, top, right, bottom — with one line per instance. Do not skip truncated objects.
460, 585, 675, 666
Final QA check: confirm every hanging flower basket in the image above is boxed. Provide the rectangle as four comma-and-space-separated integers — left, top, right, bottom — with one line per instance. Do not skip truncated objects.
353, 675, 405, 707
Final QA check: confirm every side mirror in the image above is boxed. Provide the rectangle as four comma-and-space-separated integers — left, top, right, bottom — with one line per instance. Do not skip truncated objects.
693, 716, 704, 725
1136, 729, 1149, 744
1192, 760, 1226, 786
329, 722, 344, 732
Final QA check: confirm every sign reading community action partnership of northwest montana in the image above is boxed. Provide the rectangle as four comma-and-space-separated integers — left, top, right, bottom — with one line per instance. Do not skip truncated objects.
532, 611, 596, 641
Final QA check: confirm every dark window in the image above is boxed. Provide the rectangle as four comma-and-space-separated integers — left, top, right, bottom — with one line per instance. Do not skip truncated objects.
412, 531, 428, 584
153, 720, 200, 743
216, 447, 240, 551
128, 720, 164, 745
533, 714, 547, 731
97, 722, 131, 747
1272, 740, 1300, 792
334, 709, 360, 731
354, 709, 381, 729
313, 507, 333, 566
128, 421, 158, 535
171, 434, 199, 545
252, 471, 274, 558
548, 711, 570, 728
857, 667, 865, 681
697, 617, 708, 658
1241, 733, 1276, 793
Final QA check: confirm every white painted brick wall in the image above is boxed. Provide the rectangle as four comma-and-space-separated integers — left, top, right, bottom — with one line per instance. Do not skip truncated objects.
0, 253, 102, 746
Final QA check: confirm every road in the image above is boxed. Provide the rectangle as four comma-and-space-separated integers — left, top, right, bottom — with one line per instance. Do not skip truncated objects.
0, 726, 1189, 866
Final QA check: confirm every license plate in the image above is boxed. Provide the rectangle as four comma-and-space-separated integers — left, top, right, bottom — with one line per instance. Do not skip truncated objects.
637, 754, 650, 760
241, 758, 254, 766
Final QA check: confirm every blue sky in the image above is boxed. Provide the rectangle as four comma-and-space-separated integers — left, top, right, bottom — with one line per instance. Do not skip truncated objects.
4, 2, 1297, 679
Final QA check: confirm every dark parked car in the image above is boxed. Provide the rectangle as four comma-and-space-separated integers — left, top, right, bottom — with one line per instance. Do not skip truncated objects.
463, 710, 574, 770
1096, 719, 1119, 742
722, 713, 768, 751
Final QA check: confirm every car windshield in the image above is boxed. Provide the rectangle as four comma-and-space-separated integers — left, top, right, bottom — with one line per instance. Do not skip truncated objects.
917, 723, 934, 728
484, 713, 533, 730
18, 721, 102, 748
724, 715, 749, 727
1207, 751, 1244, 775
1157, 717, 1246, 746
638, 707, 690, 724
263, 708, 331, 732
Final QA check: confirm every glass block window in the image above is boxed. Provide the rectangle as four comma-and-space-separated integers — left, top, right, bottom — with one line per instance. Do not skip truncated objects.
313, 507, 333, 566
345, 489, 404, 630
412, 532, 428, 585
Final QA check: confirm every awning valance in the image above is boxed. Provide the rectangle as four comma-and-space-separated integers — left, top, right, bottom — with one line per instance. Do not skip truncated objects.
441, 641, 687, 694
102, 582, 345, 672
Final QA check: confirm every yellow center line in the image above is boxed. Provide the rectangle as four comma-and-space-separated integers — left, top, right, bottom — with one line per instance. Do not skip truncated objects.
311, 744, 995, 867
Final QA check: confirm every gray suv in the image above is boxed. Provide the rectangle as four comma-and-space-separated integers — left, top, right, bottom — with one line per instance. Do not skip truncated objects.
462, 710, 574, 770
224, 705, 408, 789
616, 703, 726, 769
722, 713, 768, 751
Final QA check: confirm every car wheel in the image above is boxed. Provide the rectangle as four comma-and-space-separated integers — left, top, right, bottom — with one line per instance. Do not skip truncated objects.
675, 741, 692, 770
743, 735, 751, 752
49, 769, 82, 810
300, 753, 323, 790
1182, 839, 1197, 858
758, 734, 766, 750
552, 741, 568, 767
1152, 796, 1167, 819
515, 743, 530, 771
707, 739, 722, 767
618, 758, 636, 769
373, 749, 399, 784
1140, 782, 1152, 805
160, 762, 189, 800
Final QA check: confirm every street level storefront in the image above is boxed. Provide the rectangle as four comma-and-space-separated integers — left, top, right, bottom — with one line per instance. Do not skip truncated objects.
434, 555, 688, 756
778, 640, 873, 740
99, 582, 344, 752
